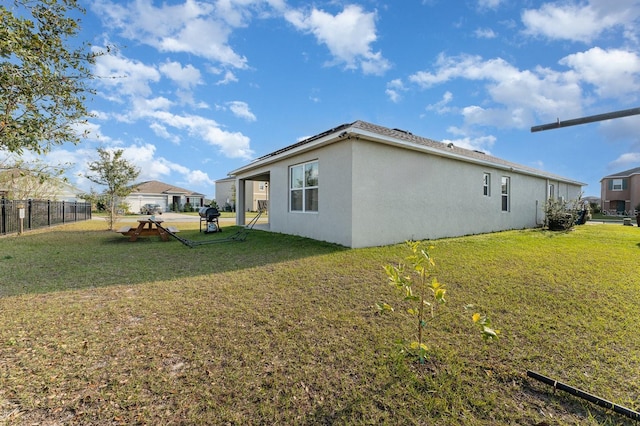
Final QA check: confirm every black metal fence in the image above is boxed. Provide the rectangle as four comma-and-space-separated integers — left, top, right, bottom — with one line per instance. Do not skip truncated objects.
0, 199, 92, 235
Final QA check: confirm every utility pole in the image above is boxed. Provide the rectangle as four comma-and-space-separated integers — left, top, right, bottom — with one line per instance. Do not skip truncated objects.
531, 107, 640, 132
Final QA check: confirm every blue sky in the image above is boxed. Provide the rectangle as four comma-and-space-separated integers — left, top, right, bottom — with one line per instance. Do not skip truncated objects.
40, 0, 640, 198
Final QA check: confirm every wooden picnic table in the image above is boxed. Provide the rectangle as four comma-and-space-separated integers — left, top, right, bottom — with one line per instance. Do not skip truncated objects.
118, 219, 170, 242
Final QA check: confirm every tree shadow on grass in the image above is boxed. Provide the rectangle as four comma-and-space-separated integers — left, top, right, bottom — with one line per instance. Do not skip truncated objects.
0, 226, 349, 297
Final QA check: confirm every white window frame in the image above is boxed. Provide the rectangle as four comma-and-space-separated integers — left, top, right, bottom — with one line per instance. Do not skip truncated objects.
501, 176, 510, 212
289, 160, 318, 213
612, 178, 623, 191
483, 173, 491, 196
548, 183, 555, 200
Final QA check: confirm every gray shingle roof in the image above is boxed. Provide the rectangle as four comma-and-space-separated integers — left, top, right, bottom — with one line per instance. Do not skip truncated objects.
130, 180, 204, 196
354, 121, 583, 182
602, 166, 640, 179
241, 120, 584, 184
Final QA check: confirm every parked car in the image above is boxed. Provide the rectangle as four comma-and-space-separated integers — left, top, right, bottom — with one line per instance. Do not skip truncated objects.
140, 203, 163, 215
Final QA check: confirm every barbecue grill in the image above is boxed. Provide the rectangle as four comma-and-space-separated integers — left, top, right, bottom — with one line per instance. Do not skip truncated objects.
199, 206, 221, 233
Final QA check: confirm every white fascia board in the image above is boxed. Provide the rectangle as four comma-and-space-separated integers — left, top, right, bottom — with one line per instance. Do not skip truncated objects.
228, 132, 343, 176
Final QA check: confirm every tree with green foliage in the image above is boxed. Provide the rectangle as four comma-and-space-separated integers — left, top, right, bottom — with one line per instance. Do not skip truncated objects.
1, 0, 100, 154
380, 241, 498, 364
84, 148, 139, 230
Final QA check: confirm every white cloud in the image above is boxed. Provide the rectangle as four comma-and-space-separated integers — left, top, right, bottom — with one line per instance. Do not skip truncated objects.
143, 111, 254, 159
92, 48, 161, 99
385, 79, 406, 103
474, 28, 497, 39
227, 101, 257, 122
608, 152, 640, 169
75, 120, 112, 144
442, 128, 496, 153
150, 122, 181, 144
407, 48, 640, 130
285, 4, 391, 75
159, 61, 202, 89
426, 91, 454, 114
185, 169, 215, 186
521, 1, 640, 43
216, 70, 239, 85
92, 0, 248, 68
478, 0, 504, 9
560, 47, 640, 100
408, 54, 583, 128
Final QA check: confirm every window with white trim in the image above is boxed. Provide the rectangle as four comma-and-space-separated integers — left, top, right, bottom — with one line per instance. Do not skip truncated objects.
501, 176, 510, 212
612, 178, 623, 190
548, 184, 555, 199
483, 173, 491, 196
290, 160, 318, 212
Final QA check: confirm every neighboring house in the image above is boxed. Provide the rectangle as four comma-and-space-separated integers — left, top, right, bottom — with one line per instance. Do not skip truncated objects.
124, 180, 205, 213
215, 177, 268, 211
600, 166, 640, 215
228, 120, 584, 248
0, 170, 84, 202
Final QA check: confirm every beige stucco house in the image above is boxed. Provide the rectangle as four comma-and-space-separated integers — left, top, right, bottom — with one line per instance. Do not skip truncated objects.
215, 177, 268, 211
124, 180, 205, 213
600, 166, 640, 215
228, 121, 584, 248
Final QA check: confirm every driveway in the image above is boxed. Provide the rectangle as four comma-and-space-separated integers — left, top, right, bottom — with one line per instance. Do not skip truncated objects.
94, 213, 236, 223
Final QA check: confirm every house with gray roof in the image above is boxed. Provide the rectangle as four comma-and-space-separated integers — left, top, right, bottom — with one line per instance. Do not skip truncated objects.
123, 180, 205, 213
600, 166, 640, 215
228, 121, 584, 248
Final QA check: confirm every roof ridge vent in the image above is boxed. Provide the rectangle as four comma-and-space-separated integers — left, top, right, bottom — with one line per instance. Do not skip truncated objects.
392, 128, 413, 135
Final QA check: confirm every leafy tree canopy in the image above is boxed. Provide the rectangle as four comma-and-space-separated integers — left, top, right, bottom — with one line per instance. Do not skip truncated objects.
1, 0, 99, 154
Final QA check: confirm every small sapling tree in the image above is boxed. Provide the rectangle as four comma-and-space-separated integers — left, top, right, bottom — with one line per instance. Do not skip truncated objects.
379, 241, 498, 364
84, 148, 140, 230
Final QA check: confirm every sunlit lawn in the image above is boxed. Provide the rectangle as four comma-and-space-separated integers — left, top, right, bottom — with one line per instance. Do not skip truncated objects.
0, 220, 639, 424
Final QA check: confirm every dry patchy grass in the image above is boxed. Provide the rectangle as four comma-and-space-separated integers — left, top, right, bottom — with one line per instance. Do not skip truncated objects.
0, 221, 639, 425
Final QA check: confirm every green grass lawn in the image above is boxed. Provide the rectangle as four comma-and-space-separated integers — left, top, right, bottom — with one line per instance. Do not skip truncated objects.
1, 221, 639, 425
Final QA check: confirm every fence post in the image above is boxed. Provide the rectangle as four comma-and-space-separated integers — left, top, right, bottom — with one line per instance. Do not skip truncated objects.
27, 199, 32, 231
1, 198, 5, 235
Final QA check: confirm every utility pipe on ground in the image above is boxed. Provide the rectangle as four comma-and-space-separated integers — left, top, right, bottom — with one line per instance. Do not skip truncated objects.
527, 370, 640, 421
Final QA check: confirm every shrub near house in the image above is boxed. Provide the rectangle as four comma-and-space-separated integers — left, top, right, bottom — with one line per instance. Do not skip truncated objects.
544, 197, 585, 231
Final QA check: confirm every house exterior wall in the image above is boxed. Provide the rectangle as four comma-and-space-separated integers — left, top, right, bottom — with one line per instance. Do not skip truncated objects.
233, 137, 582, 248
348, 140, 581, 248
263, 141, 354, 246
215, 179, 235, 210
216, 178, 268, 211
124, 195, 168, 213
600, 174, 640, 214
245, 181, 268, 211
230, 121, 584, 248
633, 174, 640, 212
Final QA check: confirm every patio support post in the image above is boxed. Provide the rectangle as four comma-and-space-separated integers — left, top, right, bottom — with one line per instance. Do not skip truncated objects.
236, 178, 246, 226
